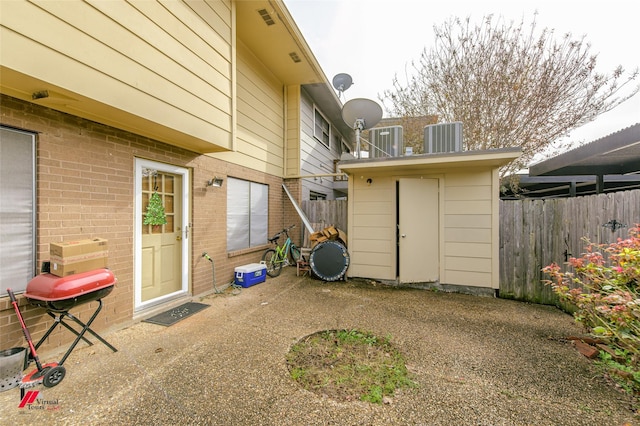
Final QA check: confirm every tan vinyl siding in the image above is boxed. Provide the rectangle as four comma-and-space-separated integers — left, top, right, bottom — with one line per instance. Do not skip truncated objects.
350, 239, 391, 253
446, 270, 492, 287
442, 169, 495, 287
211, 41, 284, 175
0, 0, 233, 150
445, 227, 492, 243
444, 242, 492, 258
348, 175, 395, 279
444, 200, 493, 214
445, 256, 492, 272
444, 185, 493, 200
444, 214, 492, 228
182, 0, 232, 42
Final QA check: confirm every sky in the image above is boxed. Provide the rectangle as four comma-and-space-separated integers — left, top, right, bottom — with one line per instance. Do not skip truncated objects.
283, 0, 639, 147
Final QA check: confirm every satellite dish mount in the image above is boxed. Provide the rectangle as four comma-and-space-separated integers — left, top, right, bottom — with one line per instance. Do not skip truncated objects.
342, 98, 383, 158
332, 73, 353, 99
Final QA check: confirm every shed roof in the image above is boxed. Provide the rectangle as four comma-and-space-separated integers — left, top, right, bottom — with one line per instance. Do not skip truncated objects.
338, 147, 521, 174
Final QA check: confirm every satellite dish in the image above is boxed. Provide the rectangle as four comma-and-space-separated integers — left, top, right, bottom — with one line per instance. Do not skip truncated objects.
332, 73, 353, 93
342, 98, 382, 131
341, 98, 383, 158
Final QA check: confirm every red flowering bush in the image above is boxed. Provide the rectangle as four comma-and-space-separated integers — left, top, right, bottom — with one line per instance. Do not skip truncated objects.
543, 225, 640, 393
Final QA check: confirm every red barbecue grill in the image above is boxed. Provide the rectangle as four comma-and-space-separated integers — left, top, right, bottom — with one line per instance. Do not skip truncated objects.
7, 268, 118, 389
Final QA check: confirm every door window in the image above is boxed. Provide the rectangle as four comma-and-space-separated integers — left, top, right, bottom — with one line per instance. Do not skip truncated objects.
142, 171, 176, 234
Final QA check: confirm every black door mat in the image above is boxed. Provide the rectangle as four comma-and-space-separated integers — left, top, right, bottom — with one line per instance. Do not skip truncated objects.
143, 302, 209, 326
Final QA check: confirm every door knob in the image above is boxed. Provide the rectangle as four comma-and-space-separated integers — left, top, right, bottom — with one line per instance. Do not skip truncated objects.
176, 235, 182, 241
401, 234, 406, 238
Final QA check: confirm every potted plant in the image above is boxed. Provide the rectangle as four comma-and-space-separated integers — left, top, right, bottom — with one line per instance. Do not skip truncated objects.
143, 192, 167, 227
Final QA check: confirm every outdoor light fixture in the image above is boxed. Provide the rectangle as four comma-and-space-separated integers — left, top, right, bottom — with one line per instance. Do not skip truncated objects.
32, 90, 49, 100
207, 177, 224, 188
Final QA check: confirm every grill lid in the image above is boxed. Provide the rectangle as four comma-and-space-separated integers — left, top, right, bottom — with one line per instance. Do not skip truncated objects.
25, 268, 116, 302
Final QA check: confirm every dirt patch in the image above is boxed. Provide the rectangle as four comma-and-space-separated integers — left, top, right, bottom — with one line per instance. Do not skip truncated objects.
286, 329, 417, 403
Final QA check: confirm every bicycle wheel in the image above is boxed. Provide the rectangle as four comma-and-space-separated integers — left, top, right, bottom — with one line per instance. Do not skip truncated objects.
290, 245, 302, 263
262, 248, 282, 277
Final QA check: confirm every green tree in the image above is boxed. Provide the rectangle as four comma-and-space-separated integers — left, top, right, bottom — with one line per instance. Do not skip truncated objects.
381, 14, 639, 178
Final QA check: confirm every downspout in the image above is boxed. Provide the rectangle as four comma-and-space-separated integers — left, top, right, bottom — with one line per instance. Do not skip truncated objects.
282, 183, 315, 235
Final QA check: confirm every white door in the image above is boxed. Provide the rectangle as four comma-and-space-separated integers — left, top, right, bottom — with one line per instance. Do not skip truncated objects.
134, 159, 190, 310
398, 178, 439, 283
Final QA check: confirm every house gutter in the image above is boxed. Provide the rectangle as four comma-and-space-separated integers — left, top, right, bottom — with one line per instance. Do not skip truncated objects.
287, 173, 347, 179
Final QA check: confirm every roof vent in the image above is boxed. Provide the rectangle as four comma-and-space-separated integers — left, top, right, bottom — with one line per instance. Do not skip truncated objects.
257, 9, 275, 26
289, 52, 301, 63
424, 122, 463, 154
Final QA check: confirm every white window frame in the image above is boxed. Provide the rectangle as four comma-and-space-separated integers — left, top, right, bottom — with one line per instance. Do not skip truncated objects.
1, 126, 36, 294
313, 106, 331, 148
227, 178, 268, 251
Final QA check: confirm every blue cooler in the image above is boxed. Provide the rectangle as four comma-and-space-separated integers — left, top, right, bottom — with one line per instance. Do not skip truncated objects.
234, 263, 267, 288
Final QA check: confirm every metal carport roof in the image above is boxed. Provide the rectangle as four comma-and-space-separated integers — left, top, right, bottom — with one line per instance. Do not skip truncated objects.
503, 123, 640, 198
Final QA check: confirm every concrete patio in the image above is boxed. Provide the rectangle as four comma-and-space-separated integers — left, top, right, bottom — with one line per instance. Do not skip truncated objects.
1, 267, 636, 425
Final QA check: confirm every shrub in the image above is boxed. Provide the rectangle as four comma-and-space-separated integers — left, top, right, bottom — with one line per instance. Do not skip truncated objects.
543, 225, 640, 393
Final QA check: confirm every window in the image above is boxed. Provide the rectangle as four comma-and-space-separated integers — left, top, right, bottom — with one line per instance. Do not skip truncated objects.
227, 177, 268, 251
1, 127, 36, 294
332, 132, 343, 154
314, 107, 330, 148
309, 191, 327, 200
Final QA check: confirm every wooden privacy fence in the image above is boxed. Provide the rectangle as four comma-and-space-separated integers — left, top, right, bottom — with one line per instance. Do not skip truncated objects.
301, 200, 348, 247
500, 189, 640, 305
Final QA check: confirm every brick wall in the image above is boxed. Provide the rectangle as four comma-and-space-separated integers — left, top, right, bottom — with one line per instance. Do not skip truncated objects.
0, 94, 288, 354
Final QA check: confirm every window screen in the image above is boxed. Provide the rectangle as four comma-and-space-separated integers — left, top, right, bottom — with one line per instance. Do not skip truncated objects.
1, 127, 36, 293
227, 177, 268, 251
314, 107, 330, 148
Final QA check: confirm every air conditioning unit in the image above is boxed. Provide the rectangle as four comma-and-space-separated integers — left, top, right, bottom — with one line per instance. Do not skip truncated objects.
424, 122, 463, 154
369, 126, 403, 158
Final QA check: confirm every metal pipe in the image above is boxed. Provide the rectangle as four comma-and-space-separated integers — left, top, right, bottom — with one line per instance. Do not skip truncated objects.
282, 184, 315, 234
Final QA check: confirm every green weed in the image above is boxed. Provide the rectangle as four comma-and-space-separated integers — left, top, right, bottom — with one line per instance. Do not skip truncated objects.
286, 329, 417, 403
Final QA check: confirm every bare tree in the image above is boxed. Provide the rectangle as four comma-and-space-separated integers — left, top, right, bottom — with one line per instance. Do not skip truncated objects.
380, 14, 639, 178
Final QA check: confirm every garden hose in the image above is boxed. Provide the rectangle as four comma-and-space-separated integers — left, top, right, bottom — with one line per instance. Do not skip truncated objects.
202, 252, 223, 294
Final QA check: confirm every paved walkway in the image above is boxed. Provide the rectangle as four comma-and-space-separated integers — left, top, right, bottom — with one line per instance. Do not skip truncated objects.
1, 267, 637, 425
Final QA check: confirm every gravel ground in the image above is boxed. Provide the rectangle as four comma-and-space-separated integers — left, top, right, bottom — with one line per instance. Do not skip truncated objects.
1, 267, 637, 425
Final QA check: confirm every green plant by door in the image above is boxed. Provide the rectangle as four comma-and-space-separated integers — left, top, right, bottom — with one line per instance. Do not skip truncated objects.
143, 192, 167, 226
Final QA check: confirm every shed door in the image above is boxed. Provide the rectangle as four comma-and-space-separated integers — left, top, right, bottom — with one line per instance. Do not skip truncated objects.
398, 178, 439, 283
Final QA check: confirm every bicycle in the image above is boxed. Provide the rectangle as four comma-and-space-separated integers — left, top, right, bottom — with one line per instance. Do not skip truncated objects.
262, 225, 303, 277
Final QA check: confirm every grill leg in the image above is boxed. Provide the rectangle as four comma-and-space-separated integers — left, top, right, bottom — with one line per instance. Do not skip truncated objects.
35, 312, 94, 351
55, 300, 118, 365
